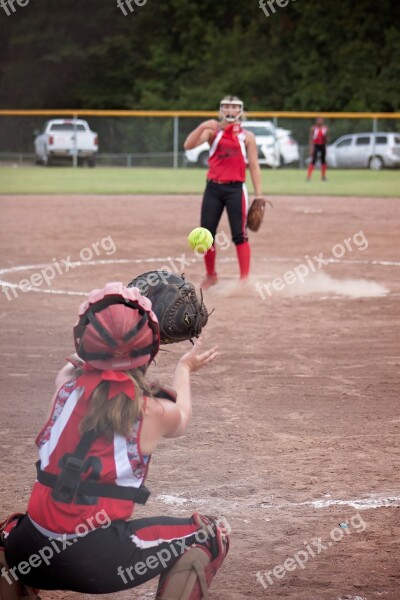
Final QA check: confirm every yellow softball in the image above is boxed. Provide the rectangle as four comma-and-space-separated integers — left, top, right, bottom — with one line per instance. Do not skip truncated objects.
187, 227, 213, 253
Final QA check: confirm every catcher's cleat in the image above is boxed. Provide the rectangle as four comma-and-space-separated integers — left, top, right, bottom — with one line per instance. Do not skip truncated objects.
156, 513, 230, 600
200, 274, 218, 290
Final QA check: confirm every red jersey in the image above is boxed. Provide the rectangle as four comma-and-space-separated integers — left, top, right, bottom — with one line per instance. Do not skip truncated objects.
28, 378, 150, 534
207, 123, 246, 182
312, 125, 328, 145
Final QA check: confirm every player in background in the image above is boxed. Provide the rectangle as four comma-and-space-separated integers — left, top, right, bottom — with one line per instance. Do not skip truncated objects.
184, 96, 263, 289
307, 116, 329, 181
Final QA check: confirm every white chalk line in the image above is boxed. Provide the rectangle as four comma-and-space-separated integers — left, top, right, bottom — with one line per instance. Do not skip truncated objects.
260, 496, 400, 510
156, 492, 400, 512
336, 597, 367, 600
0, 256, 398, 297
0, 257, 176, 296
258, 257, 400, 267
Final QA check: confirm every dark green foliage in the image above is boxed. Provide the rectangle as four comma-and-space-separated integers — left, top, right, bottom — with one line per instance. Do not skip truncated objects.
0, 0, 399, 111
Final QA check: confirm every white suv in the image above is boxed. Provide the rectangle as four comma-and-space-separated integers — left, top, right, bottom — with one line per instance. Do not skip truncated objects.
327, 132, 400, 170
184, 120, 299, 168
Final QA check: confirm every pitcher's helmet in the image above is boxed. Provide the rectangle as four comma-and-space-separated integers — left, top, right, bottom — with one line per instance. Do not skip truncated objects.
73, 282, 159, 371
219, 95, 244, 123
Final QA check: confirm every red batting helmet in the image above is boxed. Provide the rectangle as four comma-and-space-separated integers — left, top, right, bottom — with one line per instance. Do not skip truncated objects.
73, 282, 160, 371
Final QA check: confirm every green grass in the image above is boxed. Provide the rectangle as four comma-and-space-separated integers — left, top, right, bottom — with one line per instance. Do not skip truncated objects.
0, 166, 399, 197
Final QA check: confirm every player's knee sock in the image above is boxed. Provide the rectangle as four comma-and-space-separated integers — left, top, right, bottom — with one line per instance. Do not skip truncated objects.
321, 164, 327, 178
204, 245, 216, 276
236, 241, 250, 279
307, 164, 314, 179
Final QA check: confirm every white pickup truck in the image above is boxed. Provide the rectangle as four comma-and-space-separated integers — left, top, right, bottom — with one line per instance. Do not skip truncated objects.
34, 119, 99, 166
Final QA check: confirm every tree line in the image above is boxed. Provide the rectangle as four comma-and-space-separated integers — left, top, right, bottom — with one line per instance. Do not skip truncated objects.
0, 0, 399, 112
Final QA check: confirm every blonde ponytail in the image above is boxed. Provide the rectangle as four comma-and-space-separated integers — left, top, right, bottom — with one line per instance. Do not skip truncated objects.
79, 369, 153, 441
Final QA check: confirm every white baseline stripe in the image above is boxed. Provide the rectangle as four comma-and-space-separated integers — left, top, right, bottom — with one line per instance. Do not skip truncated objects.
156, 493, 400, 511
0, 256, 398, 297
260, 496, 400, 510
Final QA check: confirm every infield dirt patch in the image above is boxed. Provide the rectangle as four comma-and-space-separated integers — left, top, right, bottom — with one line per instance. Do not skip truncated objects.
0, 194, 399, 600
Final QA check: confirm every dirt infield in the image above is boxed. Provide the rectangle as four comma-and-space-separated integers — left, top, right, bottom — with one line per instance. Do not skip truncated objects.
0, 193, 399, 600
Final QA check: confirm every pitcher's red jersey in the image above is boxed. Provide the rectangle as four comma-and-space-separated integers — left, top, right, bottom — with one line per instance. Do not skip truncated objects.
207, 123, 246, 182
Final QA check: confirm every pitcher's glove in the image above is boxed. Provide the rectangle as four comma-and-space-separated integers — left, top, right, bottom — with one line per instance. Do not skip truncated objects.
247, 197, 273, 232
128, 270, 209, 344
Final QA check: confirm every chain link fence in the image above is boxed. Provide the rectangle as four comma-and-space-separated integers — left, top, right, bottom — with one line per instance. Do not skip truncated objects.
0, 112, 399, 169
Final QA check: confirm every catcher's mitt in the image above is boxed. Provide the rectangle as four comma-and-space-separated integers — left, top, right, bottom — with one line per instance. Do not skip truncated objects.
128, 271, 208, 344
247, 197, 272, 232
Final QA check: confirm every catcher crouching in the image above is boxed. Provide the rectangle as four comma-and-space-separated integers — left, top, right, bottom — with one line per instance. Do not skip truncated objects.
1, 278, 229, 600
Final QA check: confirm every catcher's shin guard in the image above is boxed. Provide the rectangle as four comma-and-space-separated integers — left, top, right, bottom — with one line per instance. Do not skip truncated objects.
155, 513, 230, 600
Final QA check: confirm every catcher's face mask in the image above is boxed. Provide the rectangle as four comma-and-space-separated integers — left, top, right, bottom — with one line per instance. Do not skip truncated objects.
73, 282, 160, 371
219, 97, 243, 123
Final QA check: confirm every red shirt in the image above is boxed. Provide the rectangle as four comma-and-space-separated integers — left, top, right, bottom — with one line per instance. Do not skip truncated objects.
207, 123, 246, 182
28, 379, 150, 534
312, 125, 328, 145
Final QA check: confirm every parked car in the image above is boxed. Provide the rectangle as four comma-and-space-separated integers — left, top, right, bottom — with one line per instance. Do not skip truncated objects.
241, 120, 279, 167
184, 120, 299, 168
275, 127, 300, 166
327, 132, 400, 170
34, 119, 99, 166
